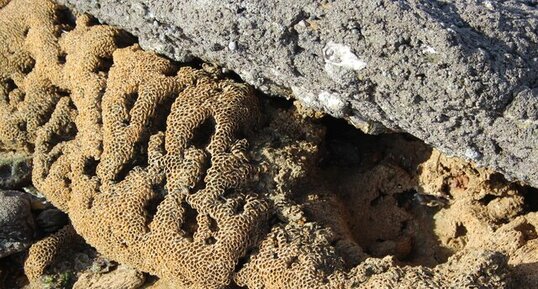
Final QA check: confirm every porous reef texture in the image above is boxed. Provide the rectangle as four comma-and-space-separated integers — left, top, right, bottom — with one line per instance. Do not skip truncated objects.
73, 264, 145, 289
1, 1, 537, 288
53, 0, 538, 187
415, 148, 538, 288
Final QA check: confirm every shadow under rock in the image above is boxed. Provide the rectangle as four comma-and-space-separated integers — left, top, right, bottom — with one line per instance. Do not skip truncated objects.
320, 117, 455, 267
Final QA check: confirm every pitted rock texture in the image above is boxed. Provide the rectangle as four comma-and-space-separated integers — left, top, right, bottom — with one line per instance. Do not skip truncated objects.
54, 0, 538, 187
0, 151, 32, 189
1, 1, 537, 288
0, 190, 34, 258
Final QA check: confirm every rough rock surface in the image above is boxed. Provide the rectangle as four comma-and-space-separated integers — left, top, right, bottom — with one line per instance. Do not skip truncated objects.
1, 1, 537, 288
35, 208, 69, 234
73, 265, 145, 289
54, 0, 538, 187
0, 151, 32, 189
0, 190, 34, 258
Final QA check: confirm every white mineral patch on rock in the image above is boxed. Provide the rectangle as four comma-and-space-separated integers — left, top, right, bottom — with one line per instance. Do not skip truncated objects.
319, 91, 347, 117
323, 41, 367, 71
291, 86, 319, 108
228, 41, 237, 51
484, 1, 495, 10
422, 45, 437, 54
292, 86, 348, 117
465, 147, 482, 160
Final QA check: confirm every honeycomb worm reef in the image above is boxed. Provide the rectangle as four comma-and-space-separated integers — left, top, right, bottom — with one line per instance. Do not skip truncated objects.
0, 1, 536, 288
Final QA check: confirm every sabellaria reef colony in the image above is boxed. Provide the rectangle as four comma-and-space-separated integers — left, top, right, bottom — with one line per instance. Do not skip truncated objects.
0, 0, 537, 288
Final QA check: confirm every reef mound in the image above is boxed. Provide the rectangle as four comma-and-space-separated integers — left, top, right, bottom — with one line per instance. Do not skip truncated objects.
0, 1, 536, 288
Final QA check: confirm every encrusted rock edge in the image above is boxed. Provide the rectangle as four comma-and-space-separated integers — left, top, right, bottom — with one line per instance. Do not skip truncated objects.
54, 1, 538, 185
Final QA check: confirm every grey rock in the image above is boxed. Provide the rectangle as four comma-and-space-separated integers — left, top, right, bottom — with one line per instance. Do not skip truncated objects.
36, 208, 69, 233
0, 190, 34, 258
56, 0, 538, 186
0, 151, 32, 189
